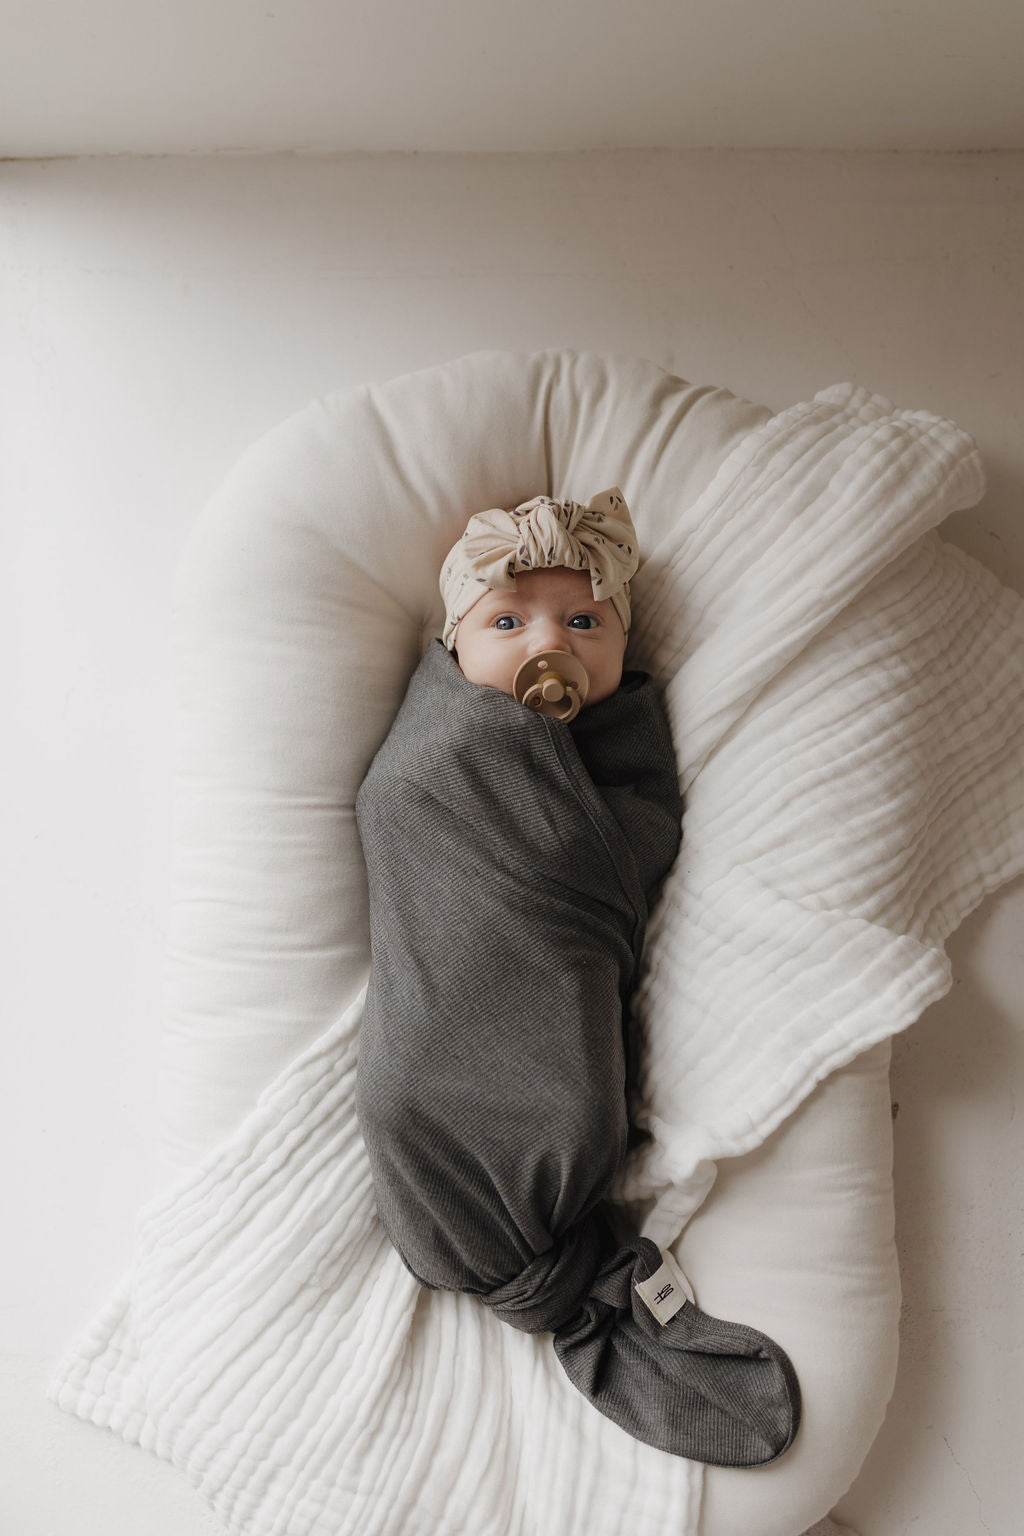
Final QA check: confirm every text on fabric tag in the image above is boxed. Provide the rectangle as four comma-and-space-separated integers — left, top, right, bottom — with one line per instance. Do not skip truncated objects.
634, 1249, 694, 1326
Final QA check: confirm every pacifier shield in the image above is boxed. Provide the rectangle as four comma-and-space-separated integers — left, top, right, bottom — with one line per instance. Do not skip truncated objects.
512, 651, 590, 722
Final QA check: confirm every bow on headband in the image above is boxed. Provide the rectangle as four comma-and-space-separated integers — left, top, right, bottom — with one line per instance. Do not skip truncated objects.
440, 487, 638, 649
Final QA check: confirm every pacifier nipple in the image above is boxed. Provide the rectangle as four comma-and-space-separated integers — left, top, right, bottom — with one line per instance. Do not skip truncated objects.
512, 651, 591, 723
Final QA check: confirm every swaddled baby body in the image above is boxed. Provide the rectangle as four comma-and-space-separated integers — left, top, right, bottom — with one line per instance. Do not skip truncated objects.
354, 489, 800, 1467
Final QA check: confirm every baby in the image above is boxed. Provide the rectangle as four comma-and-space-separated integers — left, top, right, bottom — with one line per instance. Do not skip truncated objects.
354, 487, 800, 1469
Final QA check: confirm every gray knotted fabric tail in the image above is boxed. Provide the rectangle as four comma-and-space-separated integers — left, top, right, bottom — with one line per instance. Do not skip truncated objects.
355, 643, 800, 1466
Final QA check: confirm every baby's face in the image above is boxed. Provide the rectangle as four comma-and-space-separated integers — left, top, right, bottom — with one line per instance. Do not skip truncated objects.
454, 567, 627, 707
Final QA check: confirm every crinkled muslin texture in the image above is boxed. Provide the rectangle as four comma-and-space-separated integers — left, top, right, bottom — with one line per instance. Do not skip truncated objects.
49, 351, 1024, 1536
441, 486, 637, 647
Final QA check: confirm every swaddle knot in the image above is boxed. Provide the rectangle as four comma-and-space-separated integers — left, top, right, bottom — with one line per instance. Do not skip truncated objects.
482, 1221, 676, 1340
482, 1215, 607, 1335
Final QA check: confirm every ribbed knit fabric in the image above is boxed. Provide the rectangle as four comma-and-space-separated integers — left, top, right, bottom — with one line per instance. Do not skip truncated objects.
50, 384, 1024, 1536
353, 643, 799, 1466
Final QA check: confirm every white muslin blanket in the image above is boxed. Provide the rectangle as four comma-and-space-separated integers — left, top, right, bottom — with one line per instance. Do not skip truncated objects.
50, 385, 1024, 1536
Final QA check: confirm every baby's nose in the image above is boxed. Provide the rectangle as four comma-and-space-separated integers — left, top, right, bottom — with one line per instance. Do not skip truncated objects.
532, 615, 566, 650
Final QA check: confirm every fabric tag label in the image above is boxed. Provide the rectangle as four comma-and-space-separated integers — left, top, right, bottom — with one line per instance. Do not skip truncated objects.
634, 1249, 694, 1326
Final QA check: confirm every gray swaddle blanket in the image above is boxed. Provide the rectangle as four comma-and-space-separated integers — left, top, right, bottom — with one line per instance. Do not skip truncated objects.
354, 641, 800, 1466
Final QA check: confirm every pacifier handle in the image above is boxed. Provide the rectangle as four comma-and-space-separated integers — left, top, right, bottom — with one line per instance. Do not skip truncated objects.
512, 651, 591, 723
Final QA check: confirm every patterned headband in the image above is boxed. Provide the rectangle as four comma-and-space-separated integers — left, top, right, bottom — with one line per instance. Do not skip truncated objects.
440, 487, 638, 649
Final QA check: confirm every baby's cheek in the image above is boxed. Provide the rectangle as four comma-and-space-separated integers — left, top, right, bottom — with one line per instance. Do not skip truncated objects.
454, 647, 519, 697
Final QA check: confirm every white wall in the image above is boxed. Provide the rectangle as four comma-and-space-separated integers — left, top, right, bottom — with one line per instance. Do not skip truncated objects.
6, 0, 1024, 155
3, 150, 1023, 1536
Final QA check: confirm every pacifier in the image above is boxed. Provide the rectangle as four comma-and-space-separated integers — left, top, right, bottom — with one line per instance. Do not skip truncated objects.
512, 651, 590, 722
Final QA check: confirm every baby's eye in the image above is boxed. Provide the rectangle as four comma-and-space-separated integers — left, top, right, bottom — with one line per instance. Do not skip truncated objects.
568, 613, 599, 630
493, 615, 524, 631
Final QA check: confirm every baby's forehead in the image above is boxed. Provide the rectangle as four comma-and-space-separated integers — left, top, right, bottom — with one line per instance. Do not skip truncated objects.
497, 567, 604, 603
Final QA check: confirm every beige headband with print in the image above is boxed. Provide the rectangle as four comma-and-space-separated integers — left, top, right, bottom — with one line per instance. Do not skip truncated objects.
440, 487, 638, 650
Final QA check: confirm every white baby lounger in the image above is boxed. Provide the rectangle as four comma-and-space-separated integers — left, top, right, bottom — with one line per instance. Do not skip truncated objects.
51, 350, 1024, 1536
